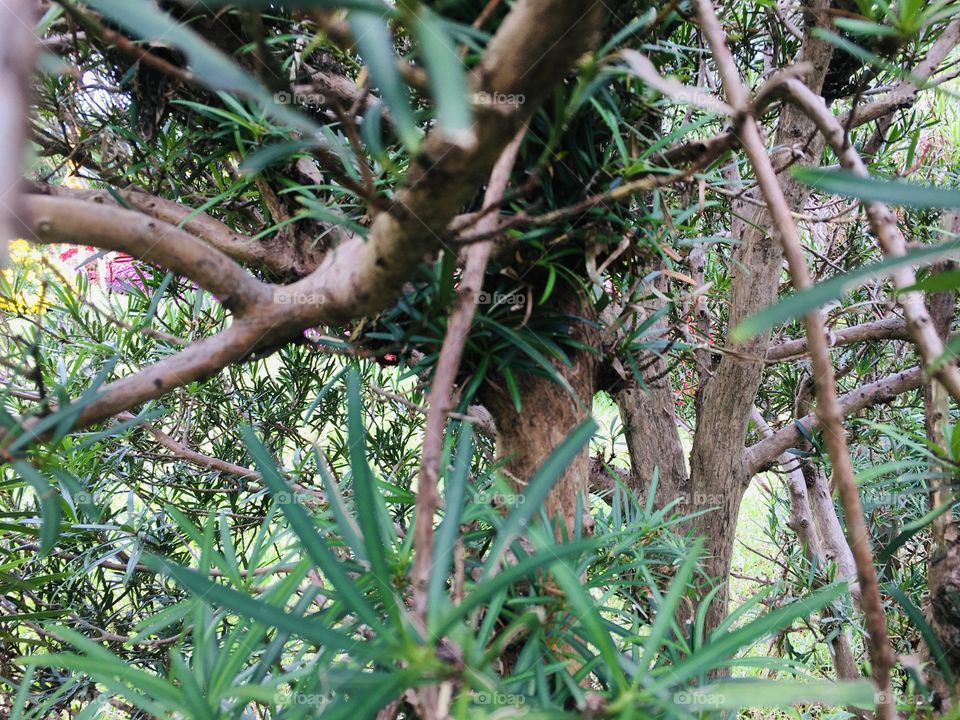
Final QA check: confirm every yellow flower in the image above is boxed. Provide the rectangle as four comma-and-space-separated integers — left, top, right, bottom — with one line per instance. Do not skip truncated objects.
0, 239, 50, 315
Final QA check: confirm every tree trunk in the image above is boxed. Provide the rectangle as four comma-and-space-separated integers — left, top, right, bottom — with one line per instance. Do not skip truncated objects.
480, 291, 599, 534
612, 271, 688, 505
922, 230, 960, 705
687, 5, 835, 633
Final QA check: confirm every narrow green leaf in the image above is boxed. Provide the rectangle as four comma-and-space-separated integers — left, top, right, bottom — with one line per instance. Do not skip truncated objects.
144, 555, 366, 654
678, 679, 876, 711
349, 9, 421, 151
638, 539, 702, 672
12, 461, 60, 556
243, 426, 385, 633
877, 498, 957, 564
792, 167, 960, 209
411, 7, 473, 144
887, 584, 956, 687
346, 368, 399, 616
427, 425, 474, 631
732, 239, 960, 341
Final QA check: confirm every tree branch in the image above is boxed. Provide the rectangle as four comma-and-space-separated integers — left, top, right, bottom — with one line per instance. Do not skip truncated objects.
26, 182, 289, 274
784, 78, 960, 403
22, 196, 272, 315
10, 0, 605, 442
412, 133, 523, 625
766, 318, 910, 362
838, 18, 960, 131
696, 0, 895, 711
745, 367, 923, 475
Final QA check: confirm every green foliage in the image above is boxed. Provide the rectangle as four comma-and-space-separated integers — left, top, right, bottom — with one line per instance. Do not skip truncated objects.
5, 0, 960, 717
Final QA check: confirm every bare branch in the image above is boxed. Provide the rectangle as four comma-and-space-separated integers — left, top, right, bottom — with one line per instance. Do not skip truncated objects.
784, 79, 960, 403
766, 318, 910, 362
22, 196, 272, 315
412, 133, 523, 627
27, 182, 289, 274
696, 0, 896, 711
745, 367, 923, 475
839, 18, 960, 131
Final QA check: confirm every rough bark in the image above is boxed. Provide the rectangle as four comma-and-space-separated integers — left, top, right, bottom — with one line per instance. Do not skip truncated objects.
613, 272, 688, 505
615, 381, 688, 503
923, 214, 960, 705
686, 0, 834, 634
481, 291, 599, 534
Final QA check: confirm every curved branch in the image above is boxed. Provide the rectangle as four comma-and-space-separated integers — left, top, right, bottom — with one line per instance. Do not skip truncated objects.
11, 0, 605, 443
278, 0, 605, 327
70, 320, 270, 431
766, 318, 910, 362
697, 0, 896, 708
27, 183, 284, 273
839, 18, 960, 131
22, 196, 272, 315
745, 367, 923, 475
784, 79, 960, 403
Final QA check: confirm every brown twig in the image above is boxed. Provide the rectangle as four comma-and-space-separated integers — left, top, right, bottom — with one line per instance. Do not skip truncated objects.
412, 132, 524, 626
784, 78, 960, 405
695, 1, 895, 713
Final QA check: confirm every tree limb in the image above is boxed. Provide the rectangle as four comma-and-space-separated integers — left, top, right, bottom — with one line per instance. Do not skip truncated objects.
10, 0, 606, 442
696, 0, 895, 711
26, 182, 289, 274
412, 132, 523, 624
766, 318, 910, 362
745, 367, 923, 475
838, 18, 960, 131
784, 78, 960, 403
22, 196, 272, 315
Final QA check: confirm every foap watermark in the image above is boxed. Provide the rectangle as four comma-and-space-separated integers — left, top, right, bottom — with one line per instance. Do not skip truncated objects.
275, 688, 330, 709
477, 291, 525, 307
473, 91, 526, 109
273, 490, 317, 505
674, 690, 726, 707
273, 90, 327, 108
275, 290, 328, 306
473, 690, 527, 707
681, 492, 724, 507
476, 489, 526, 507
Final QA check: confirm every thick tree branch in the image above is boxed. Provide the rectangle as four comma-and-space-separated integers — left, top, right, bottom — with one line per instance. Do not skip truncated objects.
766, 318, 910, 362
26, 182, 288, 274
22, 196, 272, 315
10, 0, 605, 440
785, 79, 960, 403
745, 367, 923, 475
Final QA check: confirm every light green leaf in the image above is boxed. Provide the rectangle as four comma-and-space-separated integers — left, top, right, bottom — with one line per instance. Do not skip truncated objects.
349, 9, 421, 151
792, 167, 960, 209
411, 7, 473, 144
732, 239, 960, 341
12, 461, 60, 556
675, 679, 876, 711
